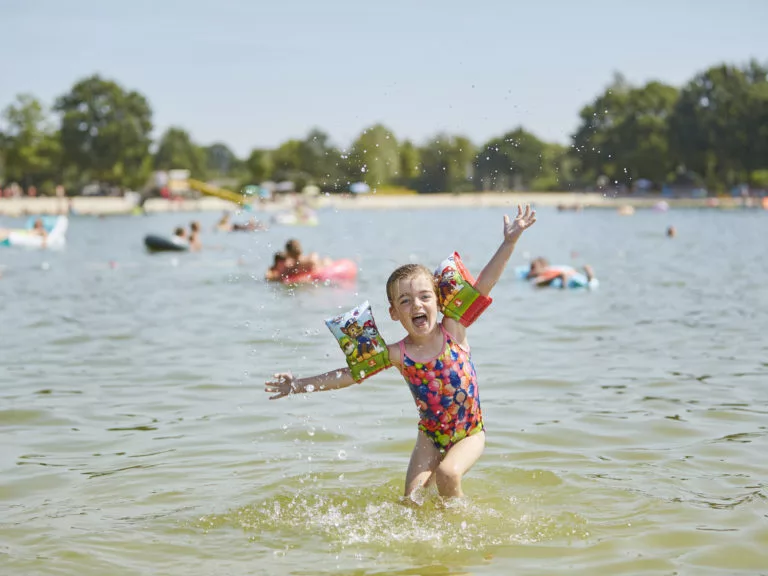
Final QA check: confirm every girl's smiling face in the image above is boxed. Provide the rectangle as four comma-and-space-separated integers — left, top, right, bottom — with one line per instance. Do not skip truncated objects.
389, 272, 439, 336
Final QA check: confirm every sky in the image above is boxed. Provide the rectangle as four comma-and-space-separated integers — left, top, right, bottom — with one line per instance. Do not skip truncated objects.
2, 0, 767, 156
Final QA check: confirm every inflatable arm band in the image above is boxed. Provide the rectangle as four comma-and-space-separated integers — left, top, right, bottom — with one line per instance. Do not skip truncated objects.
325, 301, 391, 383
434, 252, 492, 327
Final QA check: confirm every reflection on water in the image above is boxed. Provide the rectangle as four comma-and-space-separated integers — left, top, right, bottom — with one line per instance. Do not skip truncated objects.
1, 207, 767, 575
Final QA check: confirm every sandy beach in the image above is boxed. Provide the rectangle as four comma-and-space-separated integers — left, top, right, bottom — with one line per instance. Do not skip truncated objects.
0, 191, 758, 217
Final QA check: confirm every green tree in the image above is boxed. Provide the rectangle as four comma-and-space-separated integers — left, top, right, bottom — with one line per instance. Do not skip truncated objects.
570, 73, 631, 185
271, 139, 309, 187
476, 127, 548, 190
298, 128, 344, 188
54, 75, 152, 189
244, 148, 273, 183
153, 127, 206, 177
205, 143, 242, 177
669, 61, 768, 189
531, 143, 578, 191
616, 81, 679, 185
397, 139, 421, 187
347, 124, 400, 187
571, 77, 678, 187
416, 134, 475, 193
0, 94, 61, 189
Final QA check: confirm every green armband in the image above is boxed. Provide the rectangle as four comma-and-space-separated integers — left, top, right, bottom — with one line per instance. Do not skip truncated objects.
434, 252, 492, 327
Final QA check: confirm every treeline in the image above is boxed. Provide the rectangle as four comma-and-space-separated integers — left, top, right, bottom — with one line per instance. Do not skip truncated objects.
1, 60, 767, 196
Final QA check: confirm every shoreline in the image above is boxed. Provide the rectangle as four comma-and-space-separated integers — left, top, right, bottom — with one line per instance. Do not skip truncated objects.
0, 192, 762, 217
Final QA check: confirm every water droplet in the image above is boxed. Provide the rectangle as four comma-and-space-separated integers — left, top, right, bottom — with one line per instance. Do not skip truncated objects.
338, 450, 347, 460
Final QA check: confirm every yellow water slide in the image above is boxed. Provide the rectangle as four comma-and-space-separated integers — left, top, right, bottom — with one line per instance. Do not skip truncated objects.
187, 179, 248, 205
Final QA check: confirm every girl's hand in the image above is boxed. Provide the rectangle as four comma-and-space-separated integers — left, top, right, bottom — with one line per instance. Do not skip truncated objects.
504, 204, 536, 243
264, 372, 296, 400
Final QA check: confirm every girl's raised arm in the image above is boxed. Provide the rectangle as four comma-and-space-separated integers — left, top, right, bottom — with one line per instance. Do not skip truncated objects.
474, 204, 536, 296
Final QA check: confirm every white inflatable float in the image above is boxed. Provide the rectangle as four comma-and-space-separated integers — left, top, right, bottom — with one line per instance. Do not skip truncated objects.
271, 211, 319, 226
0, 216, 68, 250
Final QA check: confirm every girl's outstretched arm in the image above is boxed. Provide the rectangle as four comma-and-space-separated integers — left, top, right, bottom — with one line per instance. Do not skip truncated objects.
474, 204, 536, 296
265, 367, 355, 400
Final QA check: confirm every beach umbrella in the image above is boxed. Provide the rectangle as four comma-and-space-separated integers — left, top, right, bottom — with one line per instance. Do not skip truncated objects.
350, 182, 370, 194
636, 178, 653, 190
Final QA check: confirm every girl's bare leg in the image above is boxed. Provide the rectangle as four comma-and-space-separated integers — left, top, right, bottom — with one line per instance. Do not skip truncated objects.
435, 430, 485, 499
403, 431, 442, 501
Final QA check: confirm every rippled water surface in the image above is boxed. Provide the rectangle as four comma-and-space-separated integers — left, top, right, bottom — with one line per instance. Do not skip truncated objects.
1, 206, 767, 575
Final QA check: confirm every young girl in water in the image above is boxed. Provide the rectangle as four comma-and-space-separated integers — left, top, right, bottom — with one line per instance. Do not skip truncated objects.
265, 205, 536, 501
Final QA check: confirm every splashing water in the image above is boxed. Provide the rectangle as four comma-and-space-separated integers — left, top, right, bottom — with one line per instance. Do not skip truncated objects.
190, 482, 589, 556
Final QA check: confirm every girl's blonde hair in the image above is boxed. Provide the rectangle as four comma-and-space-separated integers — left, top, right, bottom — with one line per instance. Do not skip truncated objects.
386, 264, 437, 304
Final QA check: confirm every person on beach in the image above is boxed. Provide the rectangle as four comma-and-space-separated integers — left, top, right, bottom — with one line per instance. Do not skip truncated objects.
265, 205, 537, 502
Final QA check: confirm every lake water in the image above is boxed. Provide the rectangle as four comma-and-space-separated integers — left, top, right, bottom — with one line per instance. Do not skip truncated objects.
1, 205, 767, 575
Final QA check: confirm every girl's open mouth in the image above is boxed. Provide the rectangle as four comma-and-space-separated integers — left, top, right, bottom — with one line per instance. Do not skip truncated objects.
412, 314, 428, 328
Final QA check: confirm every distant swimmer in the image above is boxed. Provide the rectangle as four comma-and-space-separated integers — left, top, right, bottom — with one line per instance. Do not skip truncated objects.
173, 227, 187, 242
215, 212, 233, 232
31, 218, 49, 248
526, 257, 595, 289
265, 251, 289, 281
232, 217, 268, 232
667, 225, 677, 238
189, 221, 202, 251
284, 238, 331, 276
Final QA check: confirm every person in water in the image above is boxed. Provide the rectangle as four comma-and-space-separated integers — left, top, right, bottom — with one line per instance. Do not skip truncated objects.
233, 217, 267, 232
215, 212, 233, 232
170, 226, 189, 248
188, 221, 202, 251
526, 257, 594, 288
284, 238, 331, 275
31, 218, 49, 248
265, 205, 537, 502
265, 251, 289, 281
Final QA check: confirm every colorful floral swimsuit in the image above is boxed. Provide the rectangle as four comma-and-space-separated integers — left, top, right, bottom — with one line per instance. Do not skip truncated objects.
398, 324, 484, 454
